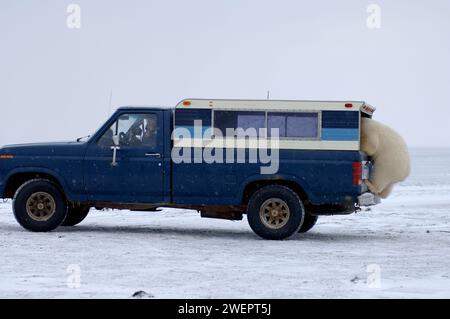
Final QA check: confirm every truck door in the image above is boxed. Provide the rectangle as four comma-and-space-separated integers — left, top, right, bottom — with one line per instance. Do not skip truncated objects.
83, 111, 165, 203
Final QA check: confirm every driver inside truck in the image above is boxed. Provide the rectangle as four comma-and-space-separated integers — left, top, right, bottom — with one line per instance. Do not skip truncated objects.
142, 115, 157, 147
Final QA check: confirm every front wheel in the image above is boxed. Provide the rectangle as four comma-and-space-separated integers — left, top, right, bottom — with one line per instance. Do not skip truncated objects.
247, 185, 305, 240
13, 179, 68, 232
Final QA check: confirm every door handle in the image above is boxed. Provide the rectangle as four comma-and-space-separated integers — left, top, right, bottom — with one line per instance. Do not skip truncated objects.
145, 152, 161, 158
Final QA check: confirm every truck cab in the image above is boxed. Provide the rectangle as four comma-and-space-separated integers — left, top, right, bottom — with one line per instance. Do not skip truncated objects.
0, 99, 378, 239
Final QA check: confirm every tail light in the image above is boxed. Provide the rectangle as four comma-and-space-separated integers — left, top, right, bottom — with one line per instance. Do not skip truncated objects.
353, 162, 362, 186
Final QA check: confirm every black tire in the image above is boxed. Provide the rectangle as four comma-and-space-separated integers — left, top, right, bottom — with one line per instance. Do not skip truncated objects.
13, 179, 68, 232
298, 213, 319, 233
62, 205, 90, 226
247, 185, 304, 240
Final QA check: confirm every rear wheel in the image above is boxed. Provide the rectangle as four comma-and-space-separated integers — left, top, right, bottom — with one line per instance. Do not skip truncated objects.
298, 213, 319, 233
62, 205, 90, 226
13, 179, 68, 232
247, 185, 304, 240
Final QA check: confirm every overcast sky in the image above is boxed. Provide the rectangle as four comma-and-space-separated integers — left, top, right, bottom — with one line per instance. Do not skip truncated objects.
1, 0, 449, 147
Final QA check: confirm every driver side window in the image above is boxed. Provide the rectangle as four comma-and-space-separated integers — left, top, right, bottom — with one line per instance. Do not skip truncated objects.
97, 113, 157, 148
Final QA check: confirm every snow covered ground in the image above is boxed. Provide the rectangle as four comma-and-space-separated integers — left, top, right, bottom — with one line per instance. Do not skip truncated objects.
1, 148, 450, 298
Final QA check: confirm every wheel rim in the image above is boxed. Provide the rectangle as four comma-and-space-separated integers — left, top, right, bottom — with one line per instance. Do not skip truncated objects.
259, 198, 290, 229
26, 192, 56, 221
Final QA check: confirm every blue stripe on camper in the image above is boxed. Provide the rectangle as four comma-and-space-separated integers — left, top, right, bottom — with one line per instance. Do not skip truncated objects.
322, 111, 359, 129
174, 125, 211, 138
321, 128, 359, 141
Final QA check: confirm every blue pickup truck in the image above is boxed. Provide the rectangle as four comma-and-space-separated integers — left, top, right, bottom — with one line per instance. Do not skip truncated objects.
0, 99, 379, 239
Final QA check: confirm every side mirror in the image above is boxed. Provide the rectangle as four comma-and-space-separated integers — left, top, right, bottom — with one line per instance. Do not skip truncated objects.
112, 135, 120, 146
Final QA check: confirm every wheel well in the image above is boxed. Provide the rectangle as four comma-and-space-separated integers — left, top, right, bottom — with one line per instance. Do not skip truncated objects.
242, 180, 310, 206
3, 172, 64, 198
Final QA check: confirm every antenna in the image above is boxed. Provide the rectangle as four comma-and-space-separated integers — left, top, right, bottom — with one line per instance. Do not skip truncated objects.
266, 90, 270, 100
107, 89, 113, 116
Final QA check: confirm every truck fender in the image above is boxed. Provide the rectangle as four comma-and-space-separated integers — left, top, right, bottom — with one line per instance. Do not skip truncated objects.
238, 174, 314, 203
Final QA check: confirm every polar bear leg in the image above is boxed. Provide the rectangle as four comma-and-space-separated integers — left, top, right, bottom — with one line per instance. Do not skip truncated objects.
365, 180, 381, 194
367, 162, 395, 195
360, 129, 379, 157
379, 183, 394, 199
365, 174, 392, 196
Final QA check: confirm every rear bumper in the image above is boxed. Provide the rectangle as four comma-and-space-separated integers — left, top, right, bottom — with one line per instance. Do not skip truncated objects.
358, 192, 381, 206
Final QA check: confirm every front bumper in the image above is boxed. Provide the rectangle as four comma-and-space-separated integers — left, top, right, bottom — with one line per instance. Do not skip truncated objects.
358, 192, 381, 206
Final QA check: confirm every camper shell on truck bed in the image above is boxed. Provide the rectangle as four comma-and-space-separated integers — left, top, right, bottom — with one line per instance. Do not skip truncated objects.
0, 99, 378, 239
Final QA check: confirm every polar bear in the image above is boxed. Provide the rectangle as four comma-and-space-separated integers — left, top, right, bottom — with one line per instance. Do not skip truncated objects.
360, 117, 411, 199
